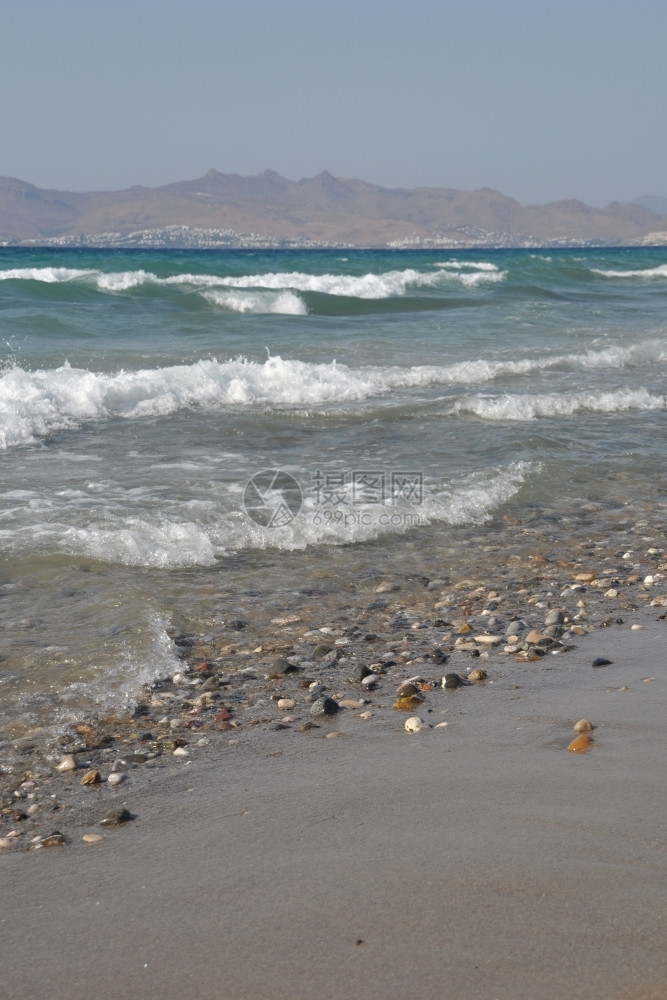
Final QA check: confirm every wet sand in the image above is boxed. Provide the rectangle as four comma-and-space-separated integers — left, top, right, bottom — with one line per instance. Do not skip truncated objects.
1, 610, 665, 1000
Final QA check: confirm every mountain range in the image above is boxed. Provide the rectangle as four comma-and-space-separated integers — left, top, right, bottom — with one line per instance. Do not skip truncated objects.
1, 169, 666, 248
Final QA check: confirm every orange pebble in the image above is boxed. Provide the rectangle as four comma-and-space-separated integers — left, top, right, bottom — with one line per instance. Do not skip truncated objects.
567, 734, 593, 753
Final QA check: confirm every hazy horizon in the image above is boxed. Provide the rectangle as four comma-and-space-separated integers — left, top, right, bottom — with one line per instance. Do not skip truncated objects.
2, 0, 666, 207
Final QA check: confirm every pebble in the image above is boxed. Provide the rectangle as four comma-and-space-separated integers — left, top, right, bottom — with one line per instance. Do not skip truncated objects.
630, 624, 643, 631
100, 807, 133, 827
310, 696, 339, 717
396, 681, 421, 698
360, 711, 372, 719
0, 838, 12, 849
574, 719, 594, 733
592, 657, 613, 668
544, 609, 565, 626
575, 572, 596, 582
360, 673, 378, 690
29, 832, 65, 850
173, 746, 189, 757
339, 699, 364, 709
404, 716, 428, 733
468, 667, 487, 682
473, 635, 502, 645
107, 772, 126, 786
604, 588, 619, 598
82, 833, 103, 844
80, 769, 101, 786
393, 695, 424, 711
277, 698, 296, 711
567, 734, 594, 753
434, 721, 449, 729
442, 672, 467, 689
56, 754, 78, 772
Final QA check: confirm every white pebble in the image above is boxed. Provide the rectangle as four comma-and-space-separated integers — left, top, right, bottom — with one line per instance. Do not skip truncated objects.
56, 754, 77, 772
630, 624, 644, 631
404, 716, 428, 733
173, 746, 189, 757
277, 698, 296, 711
107, 772, 126, 786
604, 588, 619, 598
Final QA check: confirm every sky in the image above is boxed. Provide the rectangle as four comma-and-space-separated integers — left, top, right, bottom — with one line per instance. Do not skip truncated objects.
2, 0, 665, 207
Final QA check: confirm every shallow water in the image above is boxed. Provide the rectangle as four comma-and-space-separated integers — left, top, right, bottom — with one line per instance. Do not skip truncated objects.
0, 245, 665, 745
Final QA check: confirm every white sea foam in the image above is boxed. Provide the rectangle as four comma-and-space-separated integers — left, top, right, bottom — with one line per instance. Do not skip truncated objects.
591, 264, 667, 279
203, 288, 307, 314
0, 267, 94, 282
453, 388, 666, 421
0, 264, 505, 297
1, 342, 665, 448
1, 463, 531, 567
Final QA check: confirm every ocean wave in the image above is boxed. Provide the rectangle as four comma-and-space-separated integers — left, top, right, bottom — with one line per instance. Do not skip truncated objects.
0, 263, 505, 297
453, 387, 666, 421
0, 463, 532, 567
1, 344, 664, 448
591, 264, 667, 279
203, 288, 307, 314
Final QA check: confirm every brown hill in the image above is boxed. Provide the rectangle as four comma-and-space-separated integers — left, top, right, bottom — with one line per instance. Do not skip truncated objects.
1, 169, 665, 246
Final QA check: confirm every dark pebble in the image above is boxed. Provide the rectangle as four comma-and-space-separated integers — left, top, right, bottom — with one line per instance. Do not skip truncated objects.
592, 657, 613, 668
443, 673, 468, 689
100, 807, 134, 827
310, 696, 340, 716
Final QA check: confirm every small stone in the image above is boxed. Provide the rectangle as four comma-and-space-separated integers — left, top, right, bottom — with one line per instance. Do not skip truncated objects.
630, 624, 643, 631
324, 731, 341, 739
277, 698, 296, 711
457, 622, 472, 634
80, 769, 101, 786
310, 696, 339, 717
592, 657, 613, 668
270, 658, 296, 676
100, 807, 133, 827
56, 754, 77, 772
0, 838, 12, 849
396, 681, 421, 698
82, 833, 103, 844
29, 832, 66, 850
544, 609, 565, 626
604, 588, 619, 598
393, 695, 424, 711
575, 572, 596, 582
360, 673, 378, 690
468, 667, 487, 682
567, 734, 594, 753
473, 635, 502, 645
434, 721, 449, 729
404, 716, 428, 733
360, 711, 372, 719
339, 699, 364, 709
173, 746, 189, 757
107, 772, 126, 786
442, 672, 466, 689
574, 719, 594, 733
525, 629, 547, 645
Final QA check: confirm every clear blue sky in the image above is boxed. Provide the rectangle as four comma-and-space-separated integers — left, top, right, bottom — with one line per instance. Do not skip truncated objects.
2, 0, 665, 206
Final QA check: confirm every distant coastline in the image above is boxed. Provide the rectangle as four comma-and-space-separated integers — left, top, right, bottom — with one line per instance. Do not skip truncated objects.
2, 169, 667, 249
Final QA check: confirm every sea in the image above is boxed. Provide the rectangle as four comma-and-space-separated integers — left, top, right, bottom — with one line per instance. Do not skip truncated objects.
0, 245, 665, 757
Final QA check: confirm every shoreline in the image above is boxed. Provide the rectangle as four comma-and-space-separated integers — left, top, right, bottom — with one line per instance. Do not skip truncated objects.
1, 605, 665, 999
1, 532, 666, 998
1, 527, 666, 845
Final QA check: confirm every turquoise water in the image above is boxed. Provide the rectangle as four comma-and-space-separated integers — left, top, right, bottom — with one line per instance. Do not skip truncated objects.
0, 246, 665, 745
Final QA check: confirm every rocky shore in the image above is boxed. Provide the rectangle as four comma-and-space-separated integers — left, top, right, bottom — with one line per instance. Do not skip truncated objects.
1, 525, 665, 852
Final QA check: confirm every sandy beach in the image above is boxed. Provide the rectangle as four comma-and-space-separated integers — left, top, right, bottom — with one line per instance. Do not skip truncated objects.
1, 581, 665, 1000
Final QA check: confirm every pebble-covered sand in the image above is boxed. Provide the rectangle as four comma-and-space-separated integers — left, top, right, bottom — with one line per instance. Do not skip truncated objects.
1, 518, 665, 852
